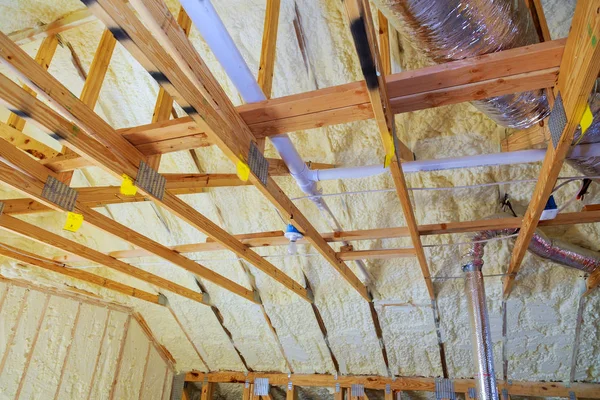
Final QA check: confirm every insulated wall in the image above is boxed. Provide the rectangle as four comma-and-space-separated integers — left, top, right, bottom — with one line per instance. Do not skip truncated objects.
0, 279, 174, 400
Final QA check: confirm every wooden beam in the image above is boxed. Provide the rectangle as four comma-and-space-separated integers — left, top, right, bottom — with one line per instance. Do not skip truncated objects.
501, 123, 550, 152
376, 11, 391, 77
3, 35, 60, 160
79, 29, 116, 108
344, 0, 432, 298
337, 247, 415, 261
116, 39, 564, 143
200, 382, 214, 400
243, 384, 253, 400
257, 0, 281, 99
525, 0, 552, 42
185, 371, 600, 398
504, 0, 600, 298
147, 6, 193, 171
0, 135, 256, 304
286, 385, 297, 400
8, 9, 95, 45
85, 0, 370, 301
0, 211, 208, 305
0, 32, 310, 303
51, 210, 600, 262
0, 241, 161, 304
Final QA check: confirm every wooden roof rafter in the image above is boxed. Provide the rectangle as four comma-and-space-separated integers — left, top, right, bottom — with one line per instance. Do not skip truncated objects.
82, 0, 371, 301
0, 31, 311, 303
504, 0, 600, 298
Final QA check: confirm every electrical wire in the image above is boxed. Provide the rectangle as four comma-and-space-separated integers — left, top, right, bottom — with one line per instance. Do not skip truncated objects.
290, 174, 600, 202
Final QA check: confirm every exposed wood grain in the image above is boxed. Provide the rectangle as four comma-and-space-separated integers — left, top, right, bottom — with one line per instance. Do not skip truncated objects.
501, 123, 550, 152
108, 315, 131, 400
116, 39, 564, 142
184, 371, 600, 398
504, 1, 600, 298
0, 34, 305, 303
51, 210, 600, 262
257, 0, 281, 98
0, 242, 161, 304
8, 9, 95, 45
87, 0, 368, 301
377, 11, 391, 77
344, 0, 431, 299
79, 29, 116, 108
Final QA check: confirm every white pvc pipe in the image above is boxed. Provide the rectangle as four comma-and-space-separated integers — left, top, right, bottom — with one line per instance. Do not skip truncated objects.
178, 0, 266, 103
179, 0, 600, 191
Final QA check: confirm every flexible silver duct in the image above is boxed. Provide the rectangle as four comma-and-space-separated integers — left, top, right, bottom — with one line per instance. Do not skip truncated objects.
567, 85, 600, 177
461, 223, 600, 400
372, 0, 549, 128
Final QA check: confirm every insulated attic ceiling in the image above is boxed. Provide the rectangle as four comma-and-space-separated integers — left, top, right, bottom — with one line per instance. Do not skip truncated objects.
0, 0, 598, 398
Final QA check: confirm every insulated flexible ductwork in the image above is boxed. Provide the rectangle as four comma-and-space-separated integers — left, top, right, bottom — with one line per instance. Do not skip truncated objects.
462, 224, 600, 400
372, 0, 550, 128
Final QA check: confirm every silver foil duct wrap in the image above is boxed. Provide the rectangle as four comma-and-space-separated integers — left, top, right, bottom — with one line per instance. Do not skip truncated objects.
528, 230, 600, 274
463, 265, 498, 400
373, 0, 550, 128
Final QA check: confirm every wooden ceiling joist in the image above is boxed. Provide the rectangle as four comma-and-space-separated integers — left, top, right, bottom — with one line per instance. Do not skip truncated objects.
8, 9, 95, 46
257, 0, 281, 99
83, 0, 370, 301
51, 210, 600, 263
503, 0, 600, 298
344, 0, 433, 299
0, 211, 207, 305
0, 32, 311, 303
184, 371, 600, 398
112, 38, 563, 144
0, 241, 161, 304
0, 131, 256, 303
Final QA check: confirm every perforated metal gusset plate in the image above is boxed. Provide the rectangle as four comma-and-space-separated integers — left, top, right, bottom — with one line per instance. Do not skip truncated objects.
169, 373, 186, 400
435, 378, 456, 400
254, 378, 270, 395
41, 176, 77, 211
351, 384, 365, 396
248, 141, 269, 186
549, 92, 567, 149
136, 160, 166, 200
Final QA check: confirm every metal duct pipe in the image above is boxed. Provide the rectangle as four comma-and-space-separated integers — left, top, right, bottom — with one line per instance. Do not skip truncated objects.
461, 224, 600, 400
372, 0, 549, 129
463, 263, 498, 400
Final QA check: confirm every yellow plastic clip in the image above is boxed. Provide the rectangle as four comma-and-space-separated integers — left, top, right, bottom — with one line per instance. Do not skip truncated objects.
120, 174, 137, 196
63, 212, 84, 232
580, 104, 594, 135
236, 160, 250, 181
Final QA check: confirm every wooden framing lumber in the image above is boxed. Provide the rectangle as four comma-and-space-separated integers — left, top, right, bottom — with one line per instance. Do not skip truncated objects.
52, 210, 600, 263
0, 211, 209, 305
79, 29, 116, 108
525, 0, 552, 42
0, 241, 162, 304
0, 134, 254, 303
86, 309, 111, 400
344, 0, 432, 298
377, 11, 391, 76
501, 123, 550, 152
0, 289, 29, 376
83, 0, 369, 301
200, 382, 214, 400
115, 39, 564, 143
185, 371, 600, 398
286, 385, 298, 400
0, 33, 309, 303
108, 314, 131, 400
257, 0, 281, 99
3, 35, 60, 160
504, 0, 600, 298
8, 9, 95, 46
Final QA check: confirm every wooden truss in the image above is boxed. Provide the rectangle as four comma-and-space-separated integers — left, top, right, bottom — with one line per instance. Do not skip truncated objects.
0, 0, 599, 389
